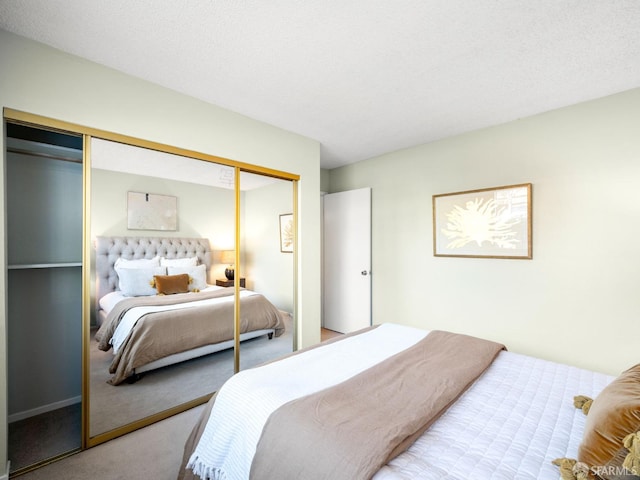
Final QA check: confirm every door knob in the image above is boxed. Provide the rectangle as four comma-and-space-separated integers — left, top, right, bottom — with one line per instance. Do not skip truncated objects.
361, 270, 369, 276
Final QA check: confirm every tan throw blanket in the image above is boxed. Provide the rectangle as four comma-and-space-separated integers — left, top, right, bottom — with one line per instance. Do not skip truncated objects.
95, 288, 284, 385
249, 330, 505, 480
177, 326, 382, 480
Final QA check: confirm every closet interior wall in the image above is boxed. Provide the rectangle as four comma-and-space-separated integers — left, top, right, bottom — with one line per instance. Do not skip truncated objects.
5, 124, 83, 474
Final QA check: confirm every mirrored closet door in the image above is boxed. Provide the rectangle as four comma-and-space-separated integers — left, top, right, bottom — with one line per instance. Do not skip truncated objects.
87, 144, 297, 442
88, 138, 239, 440
238, 171, 295, 370
5, 122, 84, 475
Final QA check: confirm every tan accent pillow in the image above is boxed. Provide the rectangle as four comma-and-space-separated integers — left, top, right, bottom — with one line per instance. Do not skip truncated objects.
578, 363, 640, 470
153, 274, 190, 295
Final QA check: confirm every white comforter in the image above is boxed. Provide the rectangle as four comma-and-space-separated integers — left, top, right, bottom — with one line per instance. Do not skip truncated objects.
374, 350, 612, 480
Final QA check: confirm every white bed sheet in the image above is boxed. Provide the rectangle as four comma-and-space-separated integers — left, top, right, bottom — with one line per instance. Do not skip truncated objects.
374, 350, 613, 480
106, 288, 257, 354
98, 285, 223, 313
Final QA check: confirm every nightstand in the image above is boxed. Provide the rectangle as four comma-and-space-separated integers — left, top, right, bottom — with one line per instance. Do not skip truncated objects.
216, 278, 246, 288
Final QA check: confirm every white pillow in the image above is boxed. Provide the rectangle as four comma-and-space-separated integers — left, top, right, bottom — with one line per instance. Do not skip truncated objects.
116, 266, 166, 296
167, 264, 207, 291
114, 256, 160, 269
160, 256, 198, 267
98, 291, 125, 313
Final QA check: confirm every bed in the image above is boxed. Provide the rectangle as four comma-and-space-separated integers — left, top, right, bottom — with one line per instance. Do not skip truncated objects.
178, 323, 640, 480
93, 236, 286, 385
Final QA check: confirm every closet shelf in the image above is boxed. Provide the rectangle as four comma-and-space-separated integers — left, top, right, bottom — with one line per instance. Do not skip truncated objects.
8, 262, 82, 270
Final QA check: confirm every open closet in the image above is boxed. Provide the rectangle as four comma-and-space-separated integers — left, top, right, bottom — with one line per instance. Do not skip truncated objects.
5, 123, 84, 474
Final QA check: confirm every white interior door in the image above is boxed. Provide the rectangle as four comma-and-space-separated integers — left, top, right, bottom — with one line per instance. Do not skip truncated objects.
323, 188, 371, 333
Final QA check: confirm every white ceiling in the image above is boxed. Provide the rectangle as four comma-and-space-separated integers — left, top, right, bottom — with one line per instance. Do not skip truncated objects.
91, 138, 279, 190
1, 1, 639, 170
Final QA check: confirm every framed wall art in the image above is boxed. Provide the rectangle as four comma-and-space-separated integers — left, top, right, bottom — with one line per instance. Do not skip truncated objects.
279, 213, 293, 253
433, 183, 532, 259
127, 191, 177, 231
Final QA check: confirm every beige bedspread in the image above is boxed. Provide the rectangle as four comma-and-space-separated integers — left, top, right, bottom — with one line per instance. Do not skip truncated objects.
95, 288, 284, 385
178, 327, 504, 480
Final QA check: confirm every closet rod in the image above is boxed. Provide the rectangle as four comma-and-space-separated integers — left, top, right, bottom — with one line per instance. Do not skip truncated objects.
7, 147, 82, 164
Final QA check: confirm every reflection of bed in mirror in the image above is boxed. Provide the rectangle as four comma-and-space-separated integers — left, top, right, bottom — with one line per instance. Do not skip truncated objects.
93, 236, 286, 386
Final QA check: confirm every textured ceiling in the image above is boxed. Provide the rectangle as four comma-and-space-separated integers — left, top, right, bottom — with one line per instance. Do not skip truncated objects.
1, 1, 640, 169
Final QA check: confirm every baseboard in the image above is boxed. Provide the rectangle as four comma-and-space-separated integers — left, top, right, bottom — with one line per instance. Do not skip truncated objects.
8, 396, 81, 423
0, 461, 10, 480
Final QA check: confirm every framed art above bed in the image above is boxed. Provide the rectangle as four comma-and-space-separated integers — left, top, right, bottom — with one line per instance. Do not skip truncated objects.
126, 191, 178, 231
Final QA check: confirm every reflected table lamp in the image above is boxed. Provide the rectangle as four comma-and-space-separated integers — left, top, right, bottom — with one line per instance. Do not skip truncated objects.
221, 250, 235, 280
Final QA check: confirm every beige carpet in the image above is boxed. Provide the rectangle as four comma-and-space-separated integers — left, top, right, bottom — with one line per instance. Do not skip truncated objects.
17, 405, 205, 480
90, 314, 293, 436
9, 403, 81, 473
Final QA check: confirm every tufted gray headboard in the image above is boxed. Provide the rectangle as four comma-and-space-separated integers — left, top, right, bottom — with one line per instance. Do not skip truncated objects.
95, 236, 212, 303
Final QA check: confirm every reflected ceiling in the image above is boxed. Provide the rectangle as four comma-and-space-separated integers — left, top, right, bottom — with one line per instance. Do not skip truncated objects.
91, 139, 277, 190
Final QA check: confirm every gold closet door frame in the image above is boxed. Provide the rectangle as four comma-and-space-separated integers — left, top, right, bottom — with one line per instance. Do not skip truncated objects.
3, 107, 300, 450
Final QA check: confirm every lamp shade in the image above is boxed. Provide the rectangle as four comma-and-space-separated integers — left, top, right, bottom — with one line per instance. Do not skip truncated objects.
221, 250, 235, 265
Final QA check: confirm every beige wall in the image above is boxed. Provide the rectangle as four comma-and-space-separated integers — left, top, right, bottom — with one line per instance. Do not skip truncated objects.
244, 180, 295, 314
0, 29, 321, 476
320, 168, 331, 193
328, 88, 640, 377
91, 168, 237, 281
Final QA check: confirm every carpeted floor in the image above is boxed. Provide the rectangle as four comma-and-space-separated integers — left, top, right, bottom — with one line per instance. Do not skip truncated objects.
16, 405, 205, 480
9, 403, 82, 474
90, 314, 293, 436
